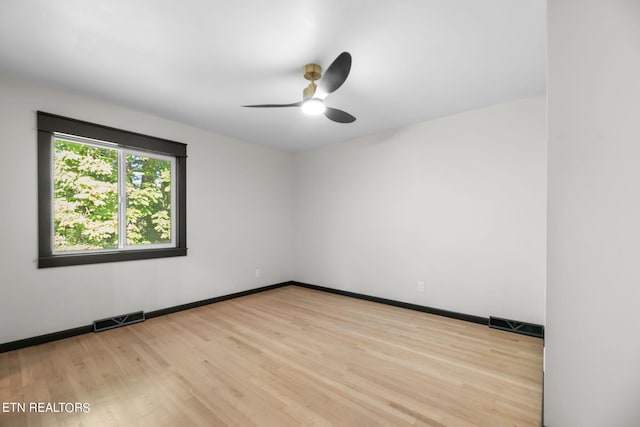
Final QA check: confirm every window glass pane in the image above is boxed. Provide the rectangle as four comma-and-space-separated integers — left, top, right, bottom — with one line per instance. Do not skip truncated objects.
53, 139, 119, 252
126, 154, 172, 245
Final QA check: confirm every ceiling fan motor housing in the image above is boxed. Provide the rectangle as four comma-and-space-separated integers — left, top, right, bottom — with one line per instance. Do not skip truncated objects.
303, 82, 317, 100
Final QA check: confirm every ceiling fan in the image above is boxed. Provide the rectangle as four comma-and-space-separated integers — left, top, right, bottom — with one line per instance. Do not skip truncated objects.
243, 52, 356, 123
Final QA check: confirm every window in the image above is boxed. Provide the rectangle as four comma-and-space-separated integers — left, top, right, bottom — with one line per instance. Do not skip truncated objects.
38, 112, 187, 267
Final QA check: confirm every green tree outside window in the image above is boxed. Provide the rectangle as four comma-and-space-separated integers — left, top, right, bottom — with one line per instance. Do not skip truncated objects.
53, 139, 172, 252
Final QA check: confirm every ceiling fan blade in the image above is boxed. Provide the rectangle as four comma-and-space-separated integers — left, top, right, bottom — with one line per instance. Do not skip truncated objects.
243, 102, 302, 108
325, 107, 356, 123
318, 52, 352, 95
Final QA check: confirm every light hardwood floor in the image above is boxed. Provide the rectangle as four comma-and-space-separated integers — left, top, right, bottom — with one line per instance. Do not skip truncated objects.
0, 286, 543, 426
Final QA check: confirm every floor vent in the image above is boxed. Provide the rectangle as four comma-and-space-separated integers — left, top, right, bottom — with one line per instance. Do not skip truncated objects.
93, 311, 145, 332
489, 316, 544, 338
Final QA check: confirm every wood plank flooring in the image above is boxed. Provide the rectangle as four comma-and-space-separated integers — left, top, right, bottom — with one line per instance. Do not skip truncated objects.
0, 286, 543, 426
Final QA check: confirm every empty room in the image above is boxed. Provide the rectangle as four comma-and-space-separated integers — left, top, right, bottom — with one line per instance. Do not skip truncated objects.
0, 1, 638, 426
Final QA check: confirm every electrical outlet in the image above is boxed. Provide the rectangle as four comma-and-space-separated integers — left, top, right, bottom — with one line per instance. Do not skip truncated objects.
255, 268, 261, 278
417, 281, 425, 292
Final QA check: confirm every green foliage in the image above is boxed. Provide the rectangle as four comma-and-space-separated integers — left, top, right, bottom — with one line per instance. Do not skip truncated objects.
126, 154, 172, 245
54, 140, 118, 251
53, 139, 171, 252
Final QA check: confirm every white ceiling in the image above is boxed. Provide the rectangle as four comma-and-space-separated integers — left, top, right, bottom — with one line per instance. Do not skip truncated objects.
0, 0, 546, 151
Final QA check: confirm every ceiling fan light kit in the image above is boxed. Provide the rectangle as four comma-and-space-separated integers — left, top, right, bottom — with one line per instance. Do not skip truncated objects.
301, 98, 325, 116
243, 52, 356, 123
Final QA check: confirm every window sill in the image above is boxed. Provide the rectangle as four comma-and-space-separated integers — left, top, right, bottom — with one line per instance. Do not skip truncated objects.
38, 248, 187, 268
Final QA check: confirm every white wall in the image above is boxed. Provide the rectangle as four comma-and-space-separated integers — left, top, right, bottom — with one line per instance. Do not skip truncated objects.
545, 1, 640, 425
293, 97, 546, 324
0, 75, 293, 344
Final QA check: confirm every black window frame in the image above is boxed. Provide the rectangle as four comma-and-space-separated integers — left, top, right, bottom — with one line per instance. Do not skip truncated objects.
37, 111, 187, 268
